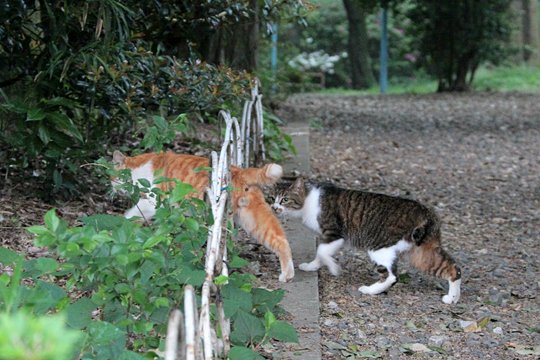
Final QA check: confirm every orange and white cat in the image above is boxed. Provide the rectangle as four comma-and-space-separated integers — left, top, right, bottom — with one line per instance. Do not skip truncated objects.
112, 150, 294, 282
236, 185, 294, 283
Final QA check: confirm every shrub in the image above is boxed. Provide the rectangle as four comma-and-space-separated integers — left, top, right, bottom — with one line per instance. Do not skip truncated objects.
0, 177, 297, 357
0, 312, 81, 360
408, 0, 512, 91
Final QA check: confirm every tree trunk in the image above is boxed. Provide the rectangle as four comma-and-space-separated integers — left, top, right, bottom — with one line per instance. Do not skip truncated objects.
200, 0, 259, 71
343, 0, 375, 89
521, 0, 540, 64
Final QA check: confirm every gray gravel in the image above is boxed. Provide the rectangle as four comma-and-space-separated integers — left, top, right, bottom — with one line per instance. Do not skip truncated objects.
277, 92, 540, 359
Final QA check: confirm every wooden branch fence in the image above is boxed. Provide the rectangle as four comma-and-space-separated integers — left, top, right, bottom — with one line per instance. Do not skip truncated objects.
164, 81, 266, 360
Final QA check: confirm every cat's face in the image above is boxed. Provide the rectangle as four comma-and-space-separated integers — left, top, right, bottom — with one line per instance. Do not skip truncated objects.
271, 178, 306, 215
111, 150, 128, 193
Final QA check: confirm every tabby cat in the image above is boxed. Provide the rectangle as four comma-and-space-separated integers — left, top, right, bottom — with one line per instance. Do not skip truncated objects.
271, 177, 461, 304
112, 150, 294, 282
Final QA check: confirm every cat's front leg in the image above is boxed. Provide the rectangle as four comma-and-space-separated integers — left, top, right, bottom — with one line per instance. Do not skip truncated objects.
299, 238, 344, 276
125, 198, 156, 221
442, 278, 461, 304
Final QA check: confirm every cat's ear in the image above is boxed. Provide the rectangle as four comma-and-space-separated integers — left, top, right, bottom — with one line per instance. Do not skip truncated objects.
292, 177, 305, 193
112, 150, 126, 165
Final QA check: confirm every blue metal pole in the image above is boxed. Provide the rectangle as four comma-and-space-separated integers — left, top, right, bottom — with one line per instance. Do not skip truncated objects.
379, 7, 388, 94
271, 23, 278, 93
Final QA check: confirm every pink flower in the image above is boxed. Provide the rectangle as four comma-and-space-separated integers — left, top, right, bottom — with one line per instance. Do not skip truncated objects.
404, 53, 417, 63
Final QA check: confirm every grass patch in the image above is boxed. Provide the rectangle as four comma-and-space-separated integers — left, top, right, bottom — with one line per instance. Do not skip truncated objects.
473, 65, 540, 92
313, 66, 540, 95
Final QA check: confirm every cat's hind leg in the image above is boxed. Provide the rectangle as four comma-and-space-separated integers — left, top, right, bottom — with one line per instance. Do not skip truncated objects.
299, 238, 344, 276
275, 241, 295, 282
359, 239, 412, 295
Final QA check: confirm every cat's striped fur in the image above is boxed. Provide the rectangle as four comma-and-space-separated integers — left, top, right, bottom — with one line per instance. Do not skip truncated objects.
112, 150, 294, 282
272, 177, 461, 304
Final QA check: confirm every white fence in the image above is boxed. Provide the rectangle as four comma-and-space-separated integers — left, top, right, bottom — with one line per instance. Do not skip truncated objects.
164, 82, 265, 359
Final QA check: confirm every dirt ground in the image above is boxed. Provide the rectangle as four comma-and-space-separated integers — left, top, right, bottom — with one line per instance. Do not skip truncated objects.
276, 92, 539, 359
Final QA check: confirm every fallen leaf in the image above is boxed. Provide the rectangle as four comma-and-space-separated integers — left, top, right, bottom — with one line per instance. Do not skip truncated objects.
400, 343, 431, 353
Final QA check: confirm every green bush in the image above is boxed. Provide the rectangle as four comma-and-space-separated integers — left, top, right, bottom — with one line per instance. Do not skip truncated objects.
0, 177, 298, 357
0, 312, 81, 360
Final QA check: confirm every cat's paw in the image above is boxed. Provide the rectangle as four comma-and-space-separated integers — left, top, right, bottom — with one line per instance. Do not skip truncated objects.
358, 285, 374, 295
442, 294, 459, 304
299, 262, 320, 272
279, 260, 295, 282
358, 284, 385, 295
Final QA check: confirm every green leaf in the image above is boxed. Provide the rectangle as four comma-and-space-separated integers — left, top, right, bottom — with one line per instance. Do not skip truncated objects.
170, 182, 194, 202
26, 225, 49, 236
184, 218, 200, 231
103, 301, 127, 324
228, 346, 264, 360
154, 297, 169, 308
29, 281, 67, 315
118, 350, 148, 360
222, 284, 253, 318
152, 115, 168, 130
66, 297, 97, 329
85, 321, 127, 359
26, 108, 46, 121
38, 126, 51, 144
214, 275, 229, 285
65, 242, 81, 255
229, 255, 249, 269
0, 248, 22, 265
81, 214, 127, 231
193, 166, 212, 173
115, 254, 129, 266
114, 283, 131, 294
44, 209, 61, 232
252, 288, 284, 314
358, 350, 381, 358
230, 310, 265, 345
47, 112, 84, 142
143, 235, 166, 249
268, 320, 298, 343
176, 268, 206, 287
34, 257, 58, 274
137, 178, 151, 188
264, 311, 276, 330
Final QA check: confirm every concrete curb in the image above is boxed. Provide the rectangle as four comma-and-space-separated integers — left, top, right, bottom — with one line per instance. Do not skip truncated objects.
279, 122, 321, 359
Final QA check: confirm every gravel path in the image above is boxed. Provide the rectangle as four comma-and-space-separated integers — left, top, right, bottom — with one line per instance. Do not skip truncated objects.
277, 93, 540, 359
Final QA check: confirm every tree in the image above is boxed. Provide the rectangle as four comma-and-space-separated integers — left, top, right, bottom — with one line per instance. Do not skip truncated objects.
343, 0, 376, 88
409, 0, 512, 92
518, 0, 540, 64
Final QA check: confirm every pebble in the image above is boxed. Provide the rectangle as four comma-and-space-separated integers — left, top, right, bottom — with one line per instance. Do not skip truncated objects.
323, 319, 334, 327
493, 326, 503, 335
327, 301, 339, 310
376, 336, 391, 349
459, 320, 476, 329
428, 335, 448, 347
337, 321, 348, 330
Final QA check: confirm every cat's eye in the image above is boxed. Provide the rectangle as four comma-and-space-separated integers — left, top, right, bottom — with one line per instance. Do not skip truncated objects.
282, 197, 289, 203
